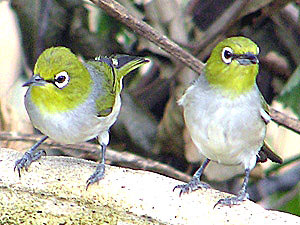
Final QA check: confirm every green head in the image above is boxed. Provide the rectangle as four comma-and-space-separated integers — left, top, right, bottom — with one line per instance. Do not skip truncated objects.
205, 36, 259, 97
24, 47, 92, 114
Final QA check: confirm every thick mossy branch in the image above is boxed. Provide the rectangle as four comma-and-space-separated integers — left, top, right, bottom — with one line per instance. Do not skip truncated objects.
1, 148, 299, 224
0, 132, 191, 182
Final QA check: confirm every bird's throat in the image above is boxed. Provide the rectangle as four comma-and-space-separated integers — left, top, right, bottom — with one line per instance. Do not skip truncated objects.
205, 64, 258, 99
30, 82, 91, 115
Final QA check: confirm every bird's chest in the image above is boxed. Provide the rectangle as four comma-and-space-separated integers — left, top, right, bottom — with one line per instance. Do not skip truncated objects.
25, 89, 121, 144
182, 87, 265, 165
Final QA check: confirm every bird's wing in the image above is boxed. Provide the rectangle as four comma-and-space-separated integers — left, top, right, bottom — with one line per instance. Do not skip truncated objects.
258, 141, 283, 164
258, 93, 283, 164
87, 55, 149, 117
86, 60, 116, 117
260, 93, 271, 124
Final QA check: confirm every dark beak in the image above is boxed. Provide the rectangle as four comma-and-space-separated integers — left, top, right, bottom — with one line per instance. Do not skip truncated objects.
235, 53, 259, 65
23, 75, 46, 87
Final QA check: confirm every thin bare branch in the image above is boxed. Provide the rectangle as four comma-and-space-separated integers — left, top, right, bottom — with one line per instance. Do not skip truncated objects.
0, 132, 191, 182
89, 0, 300, 136
193, 0, 249, 53
270, 108, 300, 134
89, 0, 205, 73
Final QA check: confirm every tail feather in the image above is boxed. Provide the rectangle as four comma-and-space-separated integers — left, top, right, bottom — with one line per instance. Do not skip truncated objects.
94, 54, 149, 93
92, 54, 149, 117
113, 55, 149, 80
257, 141, 283, 164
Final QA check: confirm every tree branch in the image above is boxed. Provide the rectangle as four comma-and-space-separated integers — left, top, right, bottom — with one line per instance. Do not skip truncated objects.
270, 108, 300, 134
0, 132, 191, 182
193, 0, 249, 54
90, 0, 205, 73
89, 0, 300, 135
2, 148, 298, 224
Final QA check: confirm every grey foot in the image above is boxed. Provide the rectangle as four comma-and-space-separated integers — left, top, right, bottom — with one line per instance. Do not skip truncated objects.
173, 178, 210, 197
86, 163, 105, 190
214, 191, 249, 208
14, 150, 46, 177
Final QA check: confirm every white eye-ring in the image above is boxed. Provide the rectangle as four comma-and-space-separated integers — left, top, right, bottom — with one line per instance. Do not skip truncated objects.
221, 47, 233, 64
256, 46, 260, 55
54, 71, 70, 89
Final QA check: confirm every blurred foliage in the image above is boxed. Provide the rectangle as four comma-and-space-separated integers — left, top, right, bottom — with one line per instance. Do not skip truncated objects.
269, 183, 300, 216
278, 65, 300, 118
1, 0, 300, 216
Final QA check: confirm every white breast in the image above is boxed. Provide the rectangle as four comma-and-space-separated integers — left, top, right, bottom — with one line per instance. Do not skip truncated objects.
24, 63, 122, 145
25, 91, 121, 145
179, 76, 265, 170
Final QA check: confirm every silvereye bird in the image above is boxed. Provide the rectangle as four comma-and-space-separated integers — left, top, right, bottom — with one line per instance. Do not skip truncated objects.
174, 37, 282, 206
14, 47, 149, 189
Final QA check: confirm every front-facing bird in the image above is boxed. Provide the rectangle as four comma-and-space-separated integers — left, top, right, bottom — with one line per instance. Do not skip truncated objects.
15, 47, 148, 188
174, 37, 282, 206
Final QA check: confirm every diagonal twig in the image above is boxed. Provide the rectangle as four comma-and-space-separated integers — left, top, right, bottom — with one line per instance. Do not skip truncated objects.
270, 108, 300, 134
89, 0, 300, 135
193, 0, 249, 54
90, 0, 205, 73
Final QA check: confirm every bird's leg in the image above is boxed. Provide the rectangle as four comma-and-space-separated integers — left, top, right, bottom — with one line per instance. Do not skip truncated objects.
86, 144, 106, 190
173, 158, 211, 196
214, 168, 250, 207
14, 136, 48, 177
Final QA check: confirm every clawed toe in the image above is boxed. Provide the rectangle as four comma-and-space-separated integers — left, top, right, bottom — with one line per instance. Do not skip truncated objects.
14, 158, 27, 178
31, 150, 46, 161
173, 184, 191, 196
86, 163, 105, 190
14, 150, 46, 177
173, 178, 210, 197
214, 192, 249, 208
14, 152, 32, 177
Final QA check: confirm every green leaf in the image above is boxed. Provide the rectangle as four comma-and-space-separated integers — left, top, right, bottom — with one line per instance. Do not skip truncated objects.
269, 187, 300, 216
277, 66, 300, 119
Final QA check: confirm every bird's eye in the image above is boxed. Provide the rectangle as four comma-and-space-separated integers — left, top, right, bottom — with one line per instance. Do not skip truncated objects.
54, 71, 69, 89
221, 47, 233, 64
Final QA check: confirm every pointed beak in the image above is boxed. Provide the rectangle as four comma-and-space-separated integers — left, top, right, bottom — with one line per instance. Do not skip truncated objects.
23, 75, 46, 87
235, 53, 259, 65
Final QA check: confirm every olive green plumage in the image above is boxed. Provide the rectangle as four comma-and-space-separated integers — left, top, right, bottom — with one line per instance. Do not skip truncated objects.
205, 37, 259, 97
174, 36, 282, 206
31, 47, 92, 114
15, 46, 149, 188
